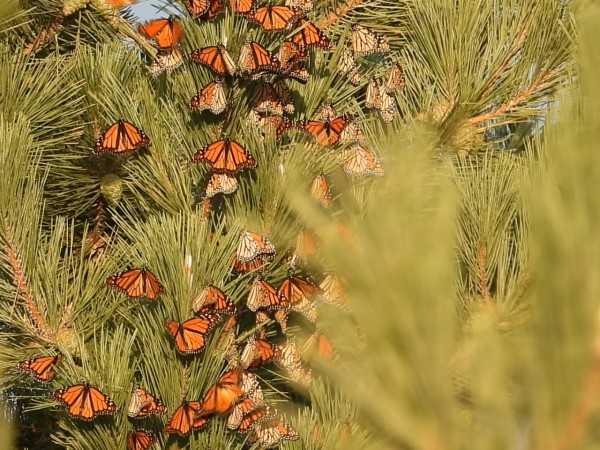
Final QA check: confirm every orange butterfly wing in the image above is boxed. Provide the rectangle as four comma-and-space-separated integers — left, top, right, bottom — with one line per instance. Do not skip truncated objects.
290, 18, 330, 49
53, 384, 117, 421
138, 18, 183, 49
247, 279, 289, 311
249, 6, 301, 31
278, 276, 318, 305
128, 387, 167, 418
94, 119, 150, 155
249, 338, 280, 369
190, 45, 236, 75
200, 0, 226, 19
18, 354, 62, 382
193, 139, 257, 173
248, 418, 299, 446
164, 315, 220, 355
197, 368, 244, 416
193, 284, 237, 315
311, 172, 332, 207
189, 80, 227, 114
164, 401, 208, 435
230, 0, 254, 13
238, 40, 281, 79
127, 429, 156, 450
105, 267, 164, 300
185, 0, 210, 16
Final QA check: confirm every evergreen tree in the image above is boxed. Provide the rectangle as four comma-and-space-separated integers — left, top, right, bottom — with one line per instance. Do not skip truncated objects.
0, 1, 585, 450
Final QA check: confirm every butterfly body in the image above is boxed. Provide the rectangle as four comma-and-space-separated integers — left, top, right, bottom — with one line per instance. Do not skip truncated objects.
164, 315, 220, 354
193, 139, 257, 173
93, 119, 150, 155
18, 353, 62, 382
105, 267, 164, 300
53, 383, 117, 421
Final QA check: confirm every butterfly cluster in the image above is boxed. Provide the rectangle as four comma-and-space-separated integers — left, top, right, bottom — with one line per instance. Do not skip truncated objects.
15, 2, 399, 449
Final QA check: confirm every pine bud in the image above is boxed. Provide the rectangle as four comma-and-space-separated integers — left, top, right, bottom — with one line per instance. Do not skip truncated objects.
55, 326, 79, 355
89, 0, 120, 28
100, 173, 124, 207
63, 0, 90, 17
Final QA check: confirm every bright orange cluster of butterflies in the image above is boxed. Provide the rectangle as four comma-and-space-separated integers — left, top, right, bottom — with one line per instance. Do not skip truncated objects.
14, 2, 400, 449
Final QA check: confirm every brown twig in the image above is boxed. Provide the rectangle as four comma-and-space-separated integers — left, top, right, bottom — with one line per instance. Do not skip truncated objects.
476, 245, 492, 306
1, 232, 52, 340
468, 67, 559, 125
319, 0, 363, 29
551, 308, 600, 450
22, 16, 65, 55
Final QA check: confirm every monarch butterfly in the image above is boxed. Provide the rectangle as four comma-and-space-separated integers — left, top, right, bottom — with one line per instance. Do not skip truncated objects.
278, 276, 318, 305
237, 39, 281, 80
293, 228, 318, 263
138, 17, 184, 50
164, 315, 220, 355
240, 336, 281, 369
272, 81, 295, 114
105, 267, 161, 300
190, 45, 237, 76
204, 172, 239, 198
189, 80, 228, 115
93, 119, 151, 155
248, 6, 302, 32
251, 82, 284, 116
127, 387, 167, 418
229, 0, 254, 14
256, 114, 293, 140
150, 49, 183, 76
296, 114, 351, 146
376, 86, 396, 123
17, 353, 62, 382
236, 404, 275, 433
192, 284, 237, 315
107, 0, 137, 6
201, 196, 212, 219
193, 139, 256, 173
53, 383, 118, 421
343, 145, 385, 176
105, 267, 164, 300
227, 396, 267, 430
310, 173, 332, 208
311, 330, 336, 360
255, 309, 270, 327
318, 273, 346, 307
285, 0, 313, 12
366, 78, 396, 122
339, 119, 366, 144
197, 0, 226, 19
164, 400, 209, 435
350, 24, 389, 56
127, 429, 156, 450
241, 370, 264, 401
185, 0, 210, 17
232, 254, 269, 273
247, 278, 289, 311
276, 40, 308, 67
276, 340, 312, 384
277, 41, 310, 84
338, 47, 361, 85
196, 368, 244, 417
290, 18, 330, 49
236, 230, 276, 261
247, 418, 300, 447
317, 102, 337, 121
385, 63, 406, 92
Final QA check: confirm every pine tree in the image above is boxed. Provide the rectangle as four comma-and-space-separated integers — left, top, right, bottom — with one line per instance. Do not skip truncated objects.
0, 1, 584, 450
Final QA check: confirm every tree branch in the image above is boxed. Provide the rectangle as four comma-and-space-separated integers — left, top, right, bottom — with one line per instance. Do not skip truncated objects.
476, 244, 492, 305
1, 232, 52, 340
319, 0, 364, 29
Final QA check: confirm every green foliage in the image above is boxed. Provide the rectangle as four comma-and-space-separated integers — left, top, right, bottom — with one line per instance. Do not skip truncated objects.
0, 0, 591, 449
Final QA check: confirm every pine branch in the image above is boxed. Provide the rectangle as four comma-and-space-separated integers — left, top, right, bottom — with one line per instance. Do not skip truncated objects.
0, 230, 52, 341
476, 244, 492, 306
319, 0, 364, 29
22, 15, 64, 55
551, 309, 600, 450
468, 66, 561, 125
